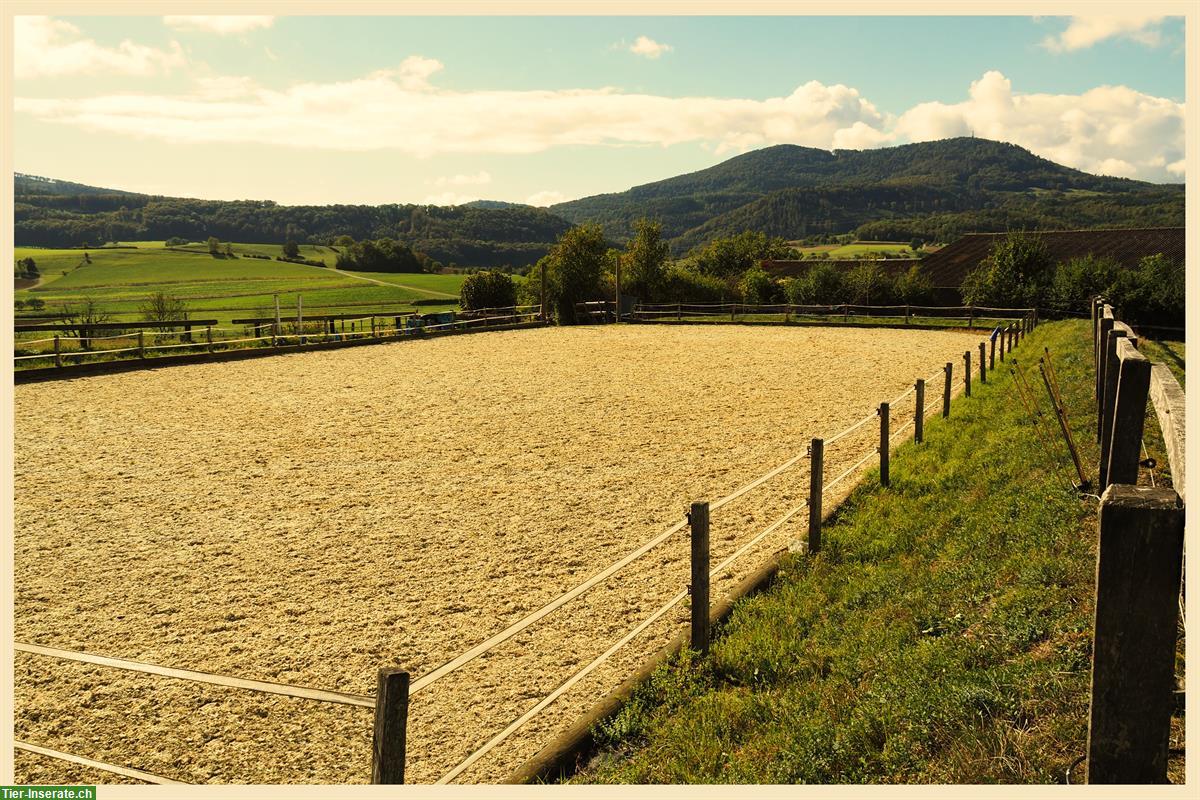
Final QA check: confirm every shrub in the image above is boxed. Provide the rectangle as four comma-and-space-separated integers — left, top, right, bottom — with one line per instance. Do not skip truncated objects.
894, 264, 934, 305
460, 270, 517, 310
785, 262, 845, 305
545, 224, 609, 323
659, 263, 727, 303
1107, 253, 1184, 328
165, 237, 189, 247
961, 230, 1053, 308
738, 267, 777, 304
1048, 255, 1120, 313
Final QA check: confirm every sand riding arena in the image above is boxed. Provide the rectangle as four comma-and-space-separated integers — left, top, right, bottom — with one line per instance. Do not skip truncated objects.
13, 324, 980, 784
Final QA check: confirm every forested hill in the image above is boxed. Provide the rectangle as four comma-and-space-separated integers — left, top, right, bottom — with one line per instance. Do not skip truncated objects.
14, 174, 572, 268
549, 138, 1184, 251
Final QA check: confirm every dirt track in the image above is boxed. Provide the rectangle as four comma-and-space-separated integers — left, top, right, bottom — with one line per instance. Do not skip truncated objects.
13, 324, 979, 784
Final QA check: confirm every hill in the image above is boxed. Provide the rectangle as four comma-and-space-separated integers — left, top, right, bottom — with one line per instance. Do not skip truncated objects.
14, 176, 572, 269
549, 138, 1185, 251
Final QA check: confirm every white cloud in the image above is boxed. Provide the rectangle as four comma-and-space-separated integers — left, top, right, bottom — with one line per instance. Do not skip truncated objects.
1041, 16, 1164, 52
13, 61, 1186, 183
430, 172, 492, 187
629, 36, 672, 59
893, 70, 1184, 183
526, 190, 568, 206
163, 16, 275, 34
420, 191, 480, 206
15, 15, 185, 78
264, 46, 279, 61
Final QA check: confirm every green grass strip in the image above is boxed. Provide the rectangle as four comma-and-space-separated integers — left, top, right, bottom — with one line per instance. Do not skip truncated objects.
576, 320, 1108, 784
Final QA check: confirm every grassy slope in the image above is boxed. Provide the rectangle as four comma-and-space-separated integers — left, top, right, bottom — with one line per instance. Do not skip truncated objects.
791, 242, 916, 258
14, 242, 464, 324
575, 319, 1181, 784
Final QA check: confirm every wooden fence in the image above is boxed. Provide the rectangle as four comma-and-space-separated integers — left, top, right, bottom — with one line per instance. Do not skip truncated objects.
13, 305, 544, 375
574, 300, 1036, 327
1085, 296, 1186, 784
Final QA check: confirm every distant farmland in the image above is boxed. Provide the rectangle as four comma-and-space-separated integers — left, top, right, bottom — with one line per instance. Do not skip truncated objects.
14, 242, 467, 324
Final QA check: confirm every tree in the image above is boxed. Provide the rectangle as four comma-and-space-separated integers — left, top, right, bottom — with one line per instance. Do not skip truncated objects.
27, 297, 46, 311
1049, 255, 1119, 313
333, 235, 355, 248
909, 237, 925, 251
460, 270, 517, 310
16, 257, 38, 278
784, 262, 844, 305
691, 231, 796, 279
546, 224, 608, 323
224, 242, 234, 257
60, 296, 111, 338
894, 264, 934, 304
282, 240, 300, 259
138, 291, 189, 332
961, 230, 1053, 307
738, 267, 776, 304
622, 218, 669, 302
845, 263, 889, 304
207, 236, 220, 255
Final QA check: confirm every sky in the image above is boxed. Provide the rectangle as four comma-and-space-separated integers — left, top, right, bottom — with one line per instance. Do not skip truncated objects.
10, 13, 1189, 207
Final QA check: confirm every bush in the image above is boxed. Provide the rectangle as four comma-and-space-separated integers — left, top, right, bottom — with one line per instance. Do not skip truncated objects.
738, 267, 778, 304
165, 237, 189, 247
894, 264, 934, 304
1048, 255, 1120, 313
785, 262, 845, 305
1106, 254, 1184, 328
545, 224, 609, 323
659, 263, 728, 303
844, 263, 897, 305
460, 270, 517, 310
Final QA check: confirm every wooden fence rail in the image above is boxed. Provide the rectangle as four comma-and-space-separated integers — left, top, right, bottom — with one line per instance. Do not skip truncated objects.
1085, 296, 1186, 784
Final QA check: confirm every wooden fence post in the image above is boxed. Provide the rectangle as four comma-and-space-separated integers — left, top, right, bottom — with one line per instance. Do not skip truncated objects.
878, 401, 890, 487
206, 325, 214, 354
808, 439, 823, 553
999, 328, 1006, 363
371, 668, 410, 784
905, 304, 911, 325
677, 303, 682, 322
138, 330, 146, 359
1087, 485, 1184, 784
184, 322, 192, 343
843, 303, 849, 323
689, 501, 710, 654
1098, 328, 1128, 462
1103, 342, 1151, 488
914, 379, 925, 443
943, 362, 952, 418
968, 305, 975, 328
54, 336, 62, 368
990, 334, 997, 370
963, 350, 972, 397
979, 342, 987, 384
1096, 315, 1114, 414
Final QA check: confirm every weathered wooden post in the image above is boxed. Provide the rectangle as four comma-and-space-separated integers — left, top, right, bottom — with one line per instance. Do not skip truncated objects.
1087, 485, 1184, 784
206, 325, 214, 354
729, 303, 735, 322
298, 296, 305, 345
963, 351, 972, 397
677, 303, 682, 322
689, 501, 710, 654
943, 362, 952, 418
878, 402, 890, 487
372, 668, 411, 784
967, 305, 975, 328
1103, 342, 1151, 488
843, 303, 849, 323
999, 328, 1005, 363
905, 304, 911, 325
541, 265, 548, 322
1098, 328, 1129, 461
979, 342, 987, 383
990, 334, 996, 370
615, 254, 622, 323
138, 330, 146, 359
184, 322, 193, 343
808, 439, 823, 552
274, 293, 281, 337
371, 316, 377, 338
54, 336, 62, 368
914, 379, 925, 443
1097, 313, 1115, 412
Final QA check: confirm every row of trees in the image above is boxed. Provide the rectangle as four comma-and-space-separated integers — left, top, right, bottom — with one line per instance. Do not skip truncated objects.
962, 231, 1184, 326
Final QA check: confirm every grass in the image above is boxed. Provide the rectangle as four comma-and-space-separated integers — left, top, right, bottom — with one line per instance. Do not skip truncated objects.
791, 241, 917, 258
572, 319, 1184, 784
14, 241, 465, 326
1139, 339, 1186, 389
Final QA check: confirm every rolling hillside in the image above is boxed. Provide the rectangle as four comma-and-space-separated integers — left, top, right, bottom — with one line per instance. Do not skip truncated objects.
549, 138, 1184, 251
15, 138, 1185, 263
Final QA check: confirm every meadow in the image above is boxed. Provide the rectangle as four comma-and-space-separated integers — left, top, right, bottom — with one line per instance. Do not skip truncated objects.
791, 241, 918, 258
14, 242, 465, 326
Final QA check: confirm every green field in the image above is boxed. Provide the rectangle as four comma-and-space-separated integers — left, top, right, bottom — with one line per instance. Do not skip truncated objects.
792, 241, 917, 258
14, 241, 465, 326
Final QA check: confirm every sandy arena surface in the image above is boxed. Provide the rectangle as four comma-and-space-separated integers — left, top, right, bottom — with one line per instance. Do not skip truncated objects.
13, 324, 980, 784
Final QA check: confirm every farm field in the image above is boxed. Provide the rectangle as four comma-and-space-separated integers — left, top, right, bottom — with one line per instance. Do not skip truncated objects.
13, 325, 981, 785
791, 241, 917, 258
14, 242, 465, 325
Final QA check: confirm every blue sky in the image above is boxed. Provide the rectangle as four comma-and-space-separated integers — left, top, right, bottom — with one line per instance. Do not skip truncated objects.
12, 14, 1188, 206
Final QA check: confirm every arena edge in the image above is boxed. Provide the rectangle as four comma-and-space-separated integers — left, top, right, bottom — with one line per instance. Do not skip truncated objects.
563, 320, 1134, 784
